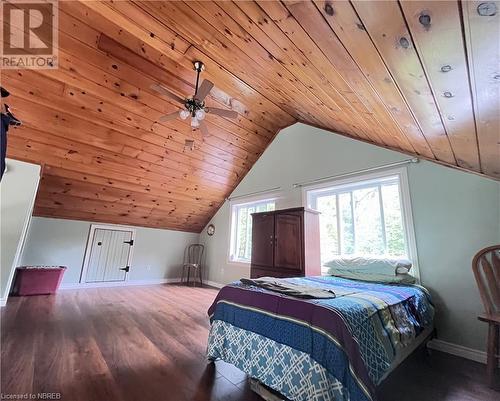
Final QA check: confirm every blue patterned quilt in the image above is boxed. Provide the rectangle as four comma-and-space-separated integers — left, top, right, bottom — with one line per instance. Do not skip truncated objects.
207, 276, 434, 401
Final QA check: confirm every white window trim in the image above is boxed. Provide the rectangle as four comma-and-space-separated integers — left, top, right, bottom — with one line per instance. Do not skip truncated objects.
301, 166, 420, 281
227, 192, 279, 266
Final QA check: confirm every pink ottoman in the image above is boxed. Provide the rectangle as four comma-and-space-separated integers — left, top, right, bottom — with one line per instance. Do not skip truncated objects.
13, 266, 67, 296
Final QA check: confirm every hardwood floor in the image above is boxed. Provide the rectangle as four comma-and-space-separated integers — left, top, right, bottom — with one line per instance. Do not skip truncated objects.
1, 285, 497, 401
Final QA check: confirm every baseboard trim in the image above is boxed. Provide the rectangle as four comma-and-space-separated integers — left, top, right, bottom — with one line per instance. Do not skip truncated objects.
60, 278, 182, 290
0, 297, 6, 307
428, 339, 487, 365
205, 280, 224, 289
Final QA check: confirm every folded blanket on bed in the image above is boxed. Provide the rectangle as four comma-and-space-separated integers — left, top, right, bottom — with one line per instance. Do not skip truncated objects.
240, 277, 336, 298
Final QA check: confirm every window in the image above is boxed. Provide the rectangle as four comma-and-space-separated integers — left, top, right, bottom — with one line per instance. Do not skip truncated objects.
304, 168, 416, 267
229, 198, 276, 263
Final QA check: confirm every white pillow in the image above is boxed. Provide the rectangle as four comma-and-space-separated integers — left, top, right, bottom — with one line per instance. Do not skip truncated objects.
324, 256, 412, 276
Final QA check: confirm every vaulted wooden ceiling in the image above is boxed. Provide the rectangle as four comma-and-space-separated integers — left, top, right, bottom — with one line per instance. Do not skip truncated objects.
3, 1, 499, 232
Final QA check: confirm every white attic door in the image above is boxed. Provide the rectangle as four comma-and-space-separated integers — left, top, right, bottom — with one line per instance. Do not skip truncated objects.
81, 225, 135, 283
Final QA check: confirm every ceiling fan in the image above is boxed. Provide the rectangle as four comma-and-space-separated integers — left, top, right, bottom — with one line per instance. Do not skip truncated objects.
151, 61, 238, 137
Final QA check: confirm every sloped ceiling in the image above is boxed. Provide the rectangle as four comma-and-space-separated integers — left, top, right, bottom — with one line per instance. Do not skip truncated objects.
3, 1, 499, 232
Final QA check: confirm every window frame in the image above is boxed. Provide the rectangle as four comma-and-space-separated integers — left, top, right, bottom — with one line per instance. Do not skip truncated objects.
227, 193, 278, 266
302, 166, 420, 280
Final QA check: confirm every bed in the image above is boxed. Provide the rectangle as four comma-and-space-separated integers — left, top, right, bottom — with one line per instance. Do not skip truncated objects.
207, 275, 434, 401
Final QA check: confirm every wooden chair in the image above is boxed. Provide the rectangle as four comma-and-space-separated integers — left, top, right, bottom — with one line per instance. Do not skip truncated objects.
472, 244, 500, 388
181, 244, 204, 287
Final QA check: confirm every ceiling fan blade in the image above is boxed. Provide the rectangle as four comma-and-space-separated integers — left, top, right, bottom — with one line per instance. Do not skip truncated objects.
151, 84, 185, 105
199, 120, 210, 137
208, 107, 238, 119
194, 79, 214, 101
158, 112, 179, 122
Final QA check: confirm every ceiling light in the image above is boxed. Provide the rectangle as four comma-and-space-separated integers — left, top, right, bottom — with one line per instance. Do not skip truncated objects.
150, 61, 238, 138
195, 109, 206, 120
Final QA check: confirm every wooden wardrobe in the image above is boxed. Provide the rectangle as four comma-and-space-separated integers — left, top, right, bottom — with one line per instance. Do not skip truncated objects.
250, 207, 321, 279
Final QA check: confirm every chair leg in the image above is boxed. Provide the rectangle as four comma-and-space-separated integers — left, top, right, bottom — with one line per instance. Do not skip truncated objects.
181, 265, 186, 284
487, 322, 499, 388
186, 266, 191, 286
199, 267, 203, 287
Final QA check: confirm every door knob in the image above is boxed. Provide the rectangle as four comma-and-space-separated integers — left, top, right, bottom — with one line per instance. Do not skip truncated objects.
119, 266, 130, 272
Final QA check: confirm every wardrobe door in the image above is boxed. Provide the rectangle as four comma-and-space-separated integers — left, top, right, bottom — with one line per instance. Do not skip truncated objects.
251, 212, 274, 268
274, 212, 303, 271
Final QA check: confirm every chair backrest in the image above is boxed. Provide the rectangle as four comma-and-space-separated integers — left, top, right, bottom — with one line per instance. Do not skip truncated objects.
185, 244, 204, 266
472, 245, 500, 315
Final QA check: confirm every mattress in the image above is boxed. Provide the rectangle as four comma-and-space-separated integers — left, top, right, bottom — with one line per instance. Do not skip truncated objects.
207, 276, 435, 401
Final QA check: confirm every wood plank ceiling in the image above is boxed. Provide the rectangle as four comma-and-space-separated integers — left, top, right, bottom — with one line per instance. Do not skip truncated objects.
3, 1, 499, 232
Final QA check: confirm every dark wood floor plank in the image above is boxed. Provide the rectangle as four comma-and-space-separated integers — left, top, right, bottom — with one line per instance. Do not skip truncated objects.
1, 284, 498, 401
32, 296, 71, 397
378, 350, 499, 401
1, 296, 36, 395
76, 289, 194, 401
109, 286, 216, 396
58, 291, 125, 401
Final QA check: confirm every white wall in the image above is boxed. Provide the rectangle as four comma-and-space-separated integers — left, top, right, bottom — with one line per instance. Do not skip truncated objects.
0, 158, 40, 303
20, 217, 199, 286
200, 123, 500, 353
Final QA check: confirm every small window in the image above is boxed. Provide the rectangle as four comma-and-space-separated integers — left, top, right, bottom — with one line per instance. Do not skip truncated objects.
229, 199, 275, 264
305, 168, 416, 267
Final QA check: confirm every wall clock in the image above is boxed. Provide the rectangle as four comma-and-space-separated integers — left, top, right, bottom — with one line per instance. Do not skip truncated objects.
207, 224, 215, 236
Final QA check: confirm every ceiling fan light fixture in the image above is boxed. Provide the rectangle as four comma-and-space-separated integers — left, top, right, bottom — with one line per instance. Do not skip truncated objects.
190, 117, 200, 128
151, 62, 237, 139
179, 109, 190, 120
195, 109, 206, 120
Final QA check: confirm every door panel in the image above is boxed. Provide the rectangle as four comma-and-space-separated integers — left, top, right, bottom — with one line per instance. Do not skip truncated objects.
274, 213, 303, 271
251, 213, 274, 268
85, 228, 133, 283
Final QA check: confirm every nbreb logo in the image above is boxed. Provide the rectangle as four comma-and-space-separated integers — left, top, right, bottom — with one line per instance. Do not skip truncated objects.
1, 0, 58, 69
